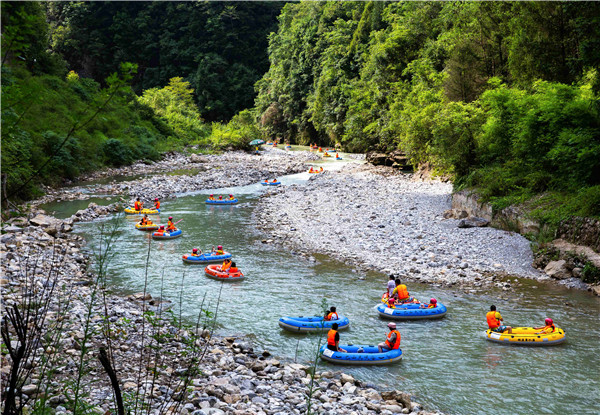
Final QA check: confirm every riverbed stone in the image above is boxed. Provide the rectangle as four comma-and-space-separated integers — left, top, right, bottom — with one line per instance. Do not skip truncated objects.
544, 260, 571, 279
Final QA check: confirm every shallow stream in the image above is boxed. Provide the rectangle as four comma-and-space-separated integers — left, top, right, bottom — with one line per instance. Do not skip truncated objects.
70, 156, 599, 415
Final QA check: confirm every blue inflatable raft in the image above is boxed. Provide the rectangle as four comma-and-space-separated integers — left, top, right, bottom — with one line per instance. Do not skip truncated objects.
376, 302, 447, 320
319, 344, 402, 365
278, 316, 350, 333
152, 229, 182, 240
182, 252, 232, 264
261, 181, 281, 186
336, 157, 343, 160
205, 198, 238, 205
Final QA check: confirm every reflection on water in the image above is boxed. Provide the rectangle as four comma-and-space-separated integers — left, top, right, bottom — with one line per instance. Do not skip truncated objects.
72, 171, 599, 415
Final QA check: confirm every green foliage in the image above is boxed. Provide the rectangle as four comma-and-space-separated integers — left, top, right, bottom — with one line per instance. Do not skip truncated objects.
45, 1, 282, 121
581, 263, 600, 284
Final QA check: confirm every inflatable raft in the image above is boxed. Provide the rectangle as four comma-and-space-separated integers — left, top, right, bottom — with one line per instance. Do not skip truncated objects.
261, 181, 281, 186
278, 316, 350, 333
485, 327, 566, 346
205, 198, 238, 205
376, 302, 447, 320
323, 153, 332, 158
124, 207, 160, 215
135, 223, 159, 231
308, 170, 323, 174
319, 345, 402, 365
151, 229, 182, 240
182, 252, 232, 264
336, 157, 343, 160
204, 264, 244, 281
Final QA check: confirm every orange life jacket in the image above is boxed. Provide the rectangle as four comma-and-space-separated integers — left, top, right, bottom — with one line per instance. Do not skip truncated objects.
395, 285, 409, 300
539, 324, 555, 334
134, 201, 141, 210
221, 261, 231, 272
272, 179, 277, 183
155, 201, 160, 209
324, 312, 339, 321
218, 196, 223, 200
486, 311, 501, 329
327, 329, 337, 346
167, 221, 175, 231
385, 330, 401, 350
229, 267, 238, 273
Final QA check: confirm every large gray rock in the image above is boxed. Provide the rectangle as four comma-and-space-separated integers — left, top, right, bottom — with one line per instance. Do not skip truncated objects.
3, 225, 23, 233
457, 217, 490, 228
544, 260, 571, 279
29, 214, 54, 227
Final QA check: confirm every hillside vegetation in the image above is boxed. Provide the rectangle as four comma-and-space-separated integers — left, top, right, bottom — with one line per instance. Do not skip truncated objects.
255, 1, 600, 227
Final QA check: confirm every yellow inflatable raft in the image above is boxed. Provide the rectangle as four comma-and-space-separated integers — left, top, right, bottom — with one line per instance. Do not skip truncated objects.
124, 207, 160, 215
485, 326, 565, 346
135, 223, 159, 231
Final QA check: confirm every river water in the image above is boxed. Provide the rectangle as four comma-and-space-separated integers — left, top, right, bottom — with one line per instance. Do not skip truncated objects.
46, 156, 600, 415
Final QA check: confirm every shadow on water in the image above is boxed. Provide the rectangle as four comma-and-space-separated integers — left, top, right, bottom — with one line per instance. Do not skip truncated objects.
72, 170, 599, 415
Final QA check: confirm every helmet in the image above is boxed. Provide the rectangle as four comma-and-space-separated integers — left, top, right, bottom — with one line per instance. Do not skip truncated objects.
169, 216, 173, 220
229, 194, 233, 197
545, 318, 553, 325
387, 322, 396, 329
192, 248, 198, 253
210, 194, 214, 196
217, 245, 223, 250
430, 298, 437, 304
160, 225, 165, 229
155, 198, 158, 201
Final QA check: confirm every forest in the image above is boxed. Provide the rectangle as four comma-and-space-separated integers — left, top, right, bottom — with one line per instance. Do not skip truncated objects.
2, 1, 599, 226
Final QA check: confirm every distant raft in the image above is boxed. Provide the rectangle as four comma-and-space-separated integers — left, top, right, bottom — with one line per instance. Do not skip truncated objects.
204, 264, 244, 281
484, 327, 566, 346
151, 229, 182, 240
375, 302, 447, 320
261, 181, 281, 186
124, 207, 160, 215
336, 156, 343, 160
319, 345, 402, 365
278, 316, 350, 333
135, 223, 159, 231
205, 198, 238, 205
182, 252, 232, 264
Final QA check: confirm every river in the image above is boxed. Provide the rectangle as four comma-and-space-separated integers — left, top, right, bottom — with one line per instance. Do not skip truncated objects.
41, 157, 600, 415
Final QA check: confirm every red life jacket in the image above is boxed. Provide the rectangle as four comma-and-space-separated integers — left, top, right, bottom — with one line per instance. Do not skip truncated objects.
327, 329, 337, 346
385, 330, 401, 350
324, 312, 338, 321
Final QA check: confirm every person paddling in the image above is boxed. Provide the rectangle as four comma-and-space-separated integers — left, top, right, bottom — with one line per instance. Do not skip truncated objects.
378, 322, 401, 353
154, 198, 160, 210
166, 216, 176, 232
134, 197, 143, 211
326, 323, 346, 353
534, 318, 556, 334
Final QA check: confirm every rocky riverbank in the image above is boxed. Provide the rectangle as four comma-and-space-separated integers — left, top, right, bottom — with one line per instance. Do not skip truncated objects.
2, 150, 443, 415
255, 163, 545, 290
32, 148, 320, 208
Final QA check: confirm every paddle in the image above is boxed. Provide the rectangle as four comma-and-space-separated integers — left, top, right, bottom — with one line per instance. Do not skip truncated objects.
173, 219, 183, 225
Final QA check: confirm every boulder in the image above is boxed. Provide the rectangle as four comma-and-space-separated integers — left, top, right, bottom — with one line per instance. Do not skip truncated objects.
544, 260, 571, 279
29, 214, 54, 227
457, 217, 490, 228
3, 225, 23, 233
190, 154, 207, 163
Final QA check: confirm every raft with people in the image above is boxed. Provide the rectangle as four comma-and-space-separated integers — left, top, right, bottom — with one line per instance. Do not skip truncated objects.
323, 152, 332, 158
261, 179, 281, 186
152, 229, 182, 240
125, 207, 160, 215
278, 316, 350, 333
319, 345, 403, 365
182, 250, 232, 264
205, 194, 238, 205
204, 264, 244, 281
135, 222, 159, 231
377, 294, 447, 319
484, 327, 566, 346
308, 167, 324, 174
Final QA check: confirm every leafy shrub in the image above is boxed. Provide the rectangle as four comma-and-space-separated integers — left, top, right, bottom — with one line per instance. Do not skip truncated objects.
102, 138, 133, 167
581, 263, 600, 284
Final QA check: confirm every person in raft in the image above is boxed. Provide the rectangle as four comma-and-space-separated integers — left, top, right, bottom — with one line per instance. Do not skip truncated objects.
215, 245, 225, 255
229, 194, 235, 200
420, 298, 437, 309
209, 194, 215, 200
309, 167, 315, 173
387, 275, 396, 297
134, 197, 143, 211
534, 318, 556, 334
154, 198, 160, 210
155, 225, 166, 235
139, 214, 149, 225
221, 258, 232, 272
324, 306, 339, 321
264, 179, 269, 183
228, 261, 239, 273
190, 248, 201, 257
319, 166, 324, 172
378, 322, 401, 353
392, 278, 411, 302
218, 195, 223, 200
166, 216, 176, 231
272, 179, 278, 183
386, 296, 397, 308
326, 323, 346, 353
486, 305, 512, 334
